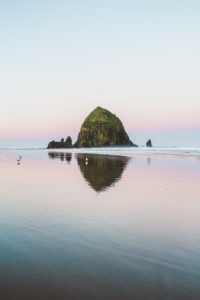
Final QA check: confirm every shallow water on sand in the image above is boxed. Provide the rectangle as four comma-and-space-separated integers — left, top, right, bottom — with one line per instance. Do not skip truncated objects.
0, 150, 200, 299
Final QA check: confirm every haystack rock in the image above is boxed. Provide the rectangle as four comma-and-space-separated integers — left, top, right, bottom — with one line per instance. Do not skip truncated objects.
74, 106, 137, 147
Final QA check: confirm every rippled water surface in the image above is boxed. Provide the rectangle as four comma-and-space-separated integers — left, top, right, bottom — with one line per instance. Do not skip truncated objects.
0, 149, 200, 299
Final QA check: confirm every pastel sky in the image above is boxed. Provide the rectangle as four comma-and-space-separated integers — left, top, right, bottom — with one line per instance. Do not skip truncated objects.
0, 0, 200, 147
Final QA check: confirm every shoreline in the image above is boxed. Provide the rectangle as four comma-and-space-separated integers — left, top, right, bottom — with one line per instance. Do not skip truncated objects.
1, 146, 200, 161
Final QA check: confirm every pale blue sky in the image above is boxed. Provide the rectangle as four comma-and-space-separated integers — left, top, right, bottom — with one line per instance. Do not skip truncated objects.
0, 0, 200, 147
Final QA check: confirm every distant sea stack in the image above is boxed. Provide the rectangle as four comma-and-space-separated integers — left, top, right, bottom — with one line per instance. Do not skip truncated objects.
146, 139, 152, 147
47, 136, 72, 149
74, 106, 137, 148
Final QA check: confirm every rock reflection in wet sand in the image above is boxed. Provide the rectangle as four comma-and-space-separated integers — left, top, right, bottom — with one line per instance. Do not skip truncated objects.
76, 153, 130, 192
48, 152, 130, 192
48, 152, 72, 162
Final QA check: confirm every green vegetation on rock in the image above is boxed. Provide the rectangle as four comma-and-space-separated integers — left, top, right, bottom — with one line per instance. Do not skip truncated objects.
74, 106, 137, 147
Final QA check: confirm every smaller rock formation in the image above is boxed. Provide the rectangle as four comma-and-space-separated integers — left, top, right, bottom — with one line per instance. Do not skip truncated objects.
65, 136, 72, 147
47, 136, 72, 149
146, 139, 152, 147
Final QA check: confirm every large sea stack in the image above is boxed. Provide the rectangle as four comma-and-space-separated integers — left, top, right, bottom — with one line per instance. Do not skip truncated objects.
74, 106, 137, 147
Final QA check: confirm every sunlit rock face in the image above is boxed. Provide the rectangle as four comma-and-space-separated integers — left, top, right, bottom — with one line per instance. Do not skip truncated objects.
76, 153, 130, 192
74, 106, 137, 148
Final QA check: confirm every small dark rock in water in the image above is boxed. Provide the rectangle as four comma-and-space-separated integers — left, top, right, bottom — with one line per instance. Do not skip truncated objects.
47, 136, 72, 149
65, 136, 72, 147
146, 139, 153, 147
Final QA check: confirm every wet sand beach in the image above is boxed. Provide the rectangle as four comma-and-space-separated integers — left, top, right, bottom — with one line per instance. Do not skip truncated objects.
0, 148, 200, 299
